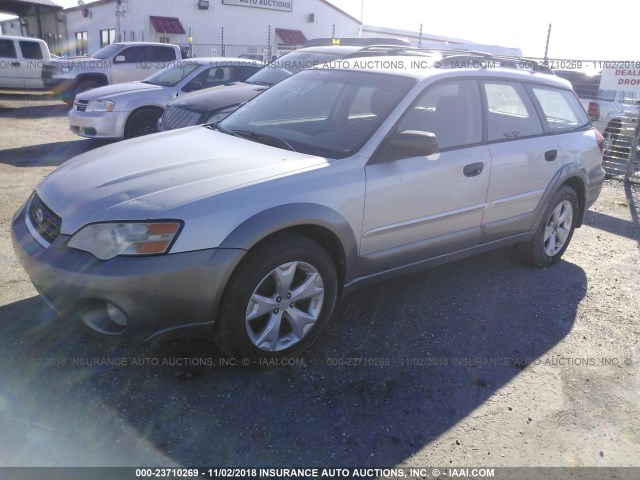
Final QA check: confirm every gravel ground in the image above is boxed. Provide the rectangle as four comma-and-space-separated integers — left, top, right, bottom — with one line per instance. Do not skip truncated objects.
0, 92, 638, 470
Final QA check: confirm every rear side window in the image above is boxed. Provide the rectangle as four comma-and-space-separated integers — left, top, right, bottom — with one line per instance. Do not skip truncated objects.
484, 82, 543, 141
530, 86, 590, 132
19, 41, 43, 60
0, 39, 17, 59
148, 46, 176, 62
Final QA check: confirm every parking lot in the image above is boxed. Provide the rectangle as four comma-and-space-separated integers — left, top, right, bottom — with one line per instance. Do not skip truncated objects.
0, 92, 638, 468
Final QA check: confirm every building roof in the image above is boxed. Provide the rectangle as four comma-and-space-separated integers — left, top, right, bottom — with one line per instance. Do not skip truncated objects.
0, 0, 62, 17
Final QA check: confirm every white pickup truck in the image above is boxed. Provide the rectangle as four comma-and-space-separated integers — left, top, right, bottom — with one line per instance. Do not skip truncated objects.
0, 35, 51, 90
42, 41, 183, 104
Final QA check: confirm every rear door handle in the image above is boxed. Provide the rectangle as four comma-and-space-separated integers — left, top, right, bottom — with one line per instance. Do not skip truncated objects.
11, 61, 20, 67
545, 149, 558, 161
463, 162, 484, 177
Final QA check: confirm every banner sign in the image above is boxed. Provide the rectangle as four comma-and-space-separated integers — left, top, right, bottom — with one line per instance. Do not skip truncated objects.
222, 0, 293, 13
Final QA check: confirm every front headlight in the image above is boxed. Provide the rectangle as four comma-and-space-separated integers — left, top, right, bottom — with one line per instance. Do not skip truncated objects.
204, 108, 235, 124
56, 65, 71, 74
86, 99, 116, 112
67, 222, 182, 260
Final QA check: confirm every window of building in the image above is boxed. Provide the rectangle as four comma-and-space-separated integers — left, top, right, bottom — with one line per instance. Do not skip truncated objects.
159, 35, 170, 44
100, 29, 116, 48
75, 31, 88, 56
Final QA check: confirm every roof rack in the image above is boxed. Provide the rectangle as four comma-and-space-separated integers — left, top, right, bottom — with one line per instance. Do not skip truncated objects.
342, 46, 555, 74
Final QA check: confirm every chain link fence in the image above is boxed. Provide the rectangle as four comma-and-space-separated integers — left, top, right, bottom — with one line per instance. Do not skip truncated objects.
553, 65, 640, 184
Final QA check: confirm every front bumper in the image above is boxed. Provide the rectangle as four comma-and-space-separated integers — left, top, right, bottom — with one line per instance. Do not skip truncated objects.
68, 108, 128, 139
11, 200, 246, 341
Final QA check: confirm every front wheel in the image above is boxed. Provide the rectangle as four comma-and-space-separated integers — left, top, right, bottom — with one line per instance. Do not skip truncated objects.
519, 186, 578, 267
125, 108, 162, 138
214, 233, 338, 359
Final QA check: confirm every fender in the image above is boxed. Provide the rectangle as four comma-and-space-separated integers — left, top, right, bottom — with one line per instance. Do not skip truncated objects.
531, 162, 588, 230
219, 203, 360, 284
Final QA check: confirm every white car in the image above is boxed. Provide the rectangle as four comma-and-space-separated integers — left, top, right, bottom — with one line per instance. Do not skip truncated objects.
68, 57, 262, 139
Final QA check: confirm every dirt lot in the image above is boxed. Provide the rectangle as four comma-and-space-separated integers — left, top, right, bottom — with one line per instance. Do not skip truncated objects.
0, 93, 638, 470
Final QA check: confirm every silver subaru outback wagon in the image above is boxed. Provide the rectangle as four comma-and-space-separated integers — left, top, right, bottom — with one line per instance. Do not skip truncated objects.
12, 52, 605, 358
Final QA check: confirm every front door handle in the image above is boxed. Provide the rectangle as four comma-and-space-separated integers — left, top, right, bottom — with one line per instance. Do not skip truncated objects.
463, 162, 484, 177
545, 149, 558, 161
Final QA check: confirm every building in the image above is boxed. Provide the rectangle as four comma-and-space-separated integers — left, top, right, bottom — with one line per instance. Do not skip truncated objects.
1, 0, 361, 57
1, 0, 520, 58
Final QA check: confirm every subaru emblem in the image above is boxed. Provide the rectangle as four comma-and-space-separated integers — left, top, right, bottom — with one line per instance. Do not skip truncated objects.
36, 208, 44, 224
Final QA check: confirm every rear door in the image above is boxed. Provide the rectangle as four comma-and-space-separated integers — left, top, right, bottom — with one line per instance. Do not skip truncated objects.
18, 40, 45, 89
481, 80, 559, 240
0, 39, 23, 88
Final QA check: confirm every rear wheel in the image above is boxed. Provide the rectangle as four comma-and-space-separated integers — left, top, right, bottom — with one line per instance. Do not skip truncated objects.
519, 186, 578, 267
214, 233, 338, 359
125, 108, 162, 138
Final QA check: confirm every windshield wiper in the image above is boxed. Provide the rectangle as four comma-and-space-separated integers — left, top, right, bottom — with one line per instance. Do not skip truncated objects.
231, 129, 296, 152
247, 80, 273, 87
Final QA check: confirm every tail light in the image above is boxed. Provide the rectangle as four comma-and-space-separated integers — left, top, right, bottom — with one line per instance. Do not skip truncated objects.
587, 102, 600, 121
594, 129, 605, 156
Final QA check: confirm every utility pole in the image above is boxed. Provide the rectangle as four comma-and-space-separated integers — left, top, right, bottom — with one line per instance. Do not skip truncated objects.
358, 0, 364, 38
543, 23, 552, 66
418, 23, 423, 48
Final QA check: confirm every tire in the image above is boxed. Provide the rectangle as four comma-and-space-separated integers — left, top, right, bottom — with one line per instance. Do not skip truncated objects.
214, 232, 338, 359
519, 185, 578, 268
125, 108, 162, 139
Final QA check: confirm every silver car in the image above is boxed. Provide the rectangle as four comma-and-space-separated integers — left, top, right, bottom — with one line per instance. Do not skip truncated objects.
13, 53, 605, 358
68, 57, 262, 139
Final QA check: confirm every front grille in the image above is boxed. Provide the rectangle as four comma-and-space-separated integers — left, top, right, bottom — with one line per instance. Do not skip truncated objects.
41, 64, 56, 79
74, 99, 89, 112
28, 194, 62, 245
161, 106, 202, 130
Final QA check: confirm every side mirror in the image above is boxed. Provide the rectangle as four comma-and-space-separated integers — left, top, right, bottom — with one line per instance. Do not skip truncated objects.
389, 130, 439, 157
114, 55, 126, 63
183, 81, 202, 92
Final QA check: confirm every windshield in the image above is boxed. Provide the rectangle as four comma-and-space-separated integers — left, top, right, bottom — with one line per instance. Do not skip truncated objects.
246, 50, 347, 86
218, 69, 415, 158
144, 61, 201, 86
91, 44, 122, 60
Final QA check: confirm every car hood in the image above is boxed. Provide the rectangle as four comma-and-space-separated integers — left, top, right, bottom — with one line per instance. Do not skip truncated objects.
168, 82, 268, 113
37, 127, 329, 235
76, 81, 167, 101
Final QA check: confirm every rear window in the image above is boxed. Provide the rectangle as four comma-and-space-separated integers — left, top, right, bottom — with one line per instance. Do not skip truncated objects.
531, 86, 590, 132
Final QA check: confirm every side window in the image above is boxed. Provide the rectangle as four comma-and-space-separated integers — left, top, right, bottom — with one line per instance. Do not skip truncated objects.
0, 39, 17, 59
484, 82, 543, 141
235, 65, 261, 81
190, 66, 232, 88
397, 79, 482, 150
117, 46, 146, 63
148, 46, 176, 62
530, 86, 589, 132
19, 41, 43, 60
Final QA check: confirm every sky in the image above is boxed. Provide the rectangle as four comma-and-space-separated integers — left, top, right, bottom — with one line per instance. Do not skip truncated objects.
1, 0, 637, 61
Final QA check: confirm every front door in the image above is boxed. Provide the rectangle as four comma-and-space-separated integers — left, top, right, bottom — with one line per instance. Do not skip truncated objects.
361, 79, 491, 275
